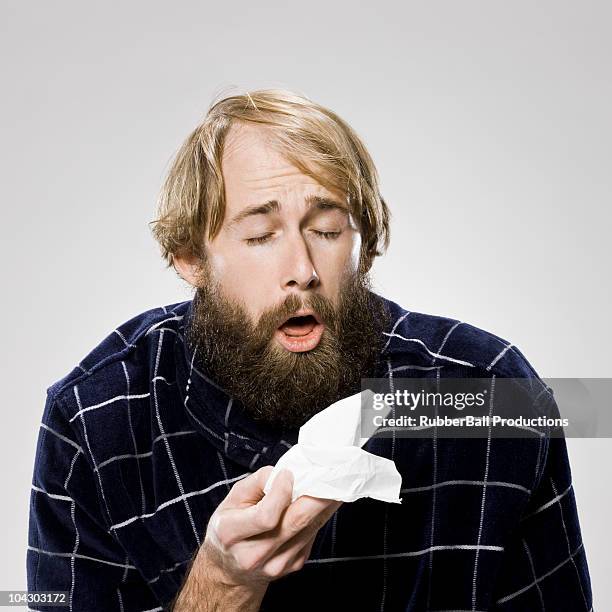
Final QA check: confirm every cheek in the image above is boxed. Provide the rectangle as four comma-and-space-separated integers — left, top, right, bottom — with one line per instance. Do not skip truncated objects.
317, 232, 361, 274
210, 255, 271, 318
312, 236, 360, 296
349, 233, 362, 269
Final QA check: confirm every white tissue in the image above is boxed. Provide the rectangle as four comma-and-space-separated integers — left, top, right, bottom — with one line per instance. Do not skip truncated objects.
263, 390, 402, 504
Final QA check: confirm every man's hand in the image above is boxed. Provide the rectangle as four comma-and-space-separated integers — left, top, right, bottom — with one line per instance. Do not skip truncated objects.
172, 466, 342, 611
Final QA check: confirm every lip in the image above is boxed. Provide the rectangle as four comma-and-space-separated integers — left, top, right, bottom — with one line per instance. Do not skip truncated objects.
275, 309, 325, 352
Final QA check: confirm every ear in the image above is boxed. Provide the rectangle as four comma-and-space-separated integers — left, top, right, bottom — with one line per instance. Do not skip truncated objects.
172, 251, 204, 287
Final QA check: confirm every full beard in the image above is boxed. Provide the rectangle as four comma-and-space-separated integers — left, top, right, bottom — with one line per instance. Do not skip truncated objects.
184, 266, 391, 429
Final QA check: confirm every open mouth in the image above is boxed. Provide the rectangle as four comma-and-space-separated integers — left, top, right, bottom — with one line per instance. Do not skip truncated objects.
274, 312, 325, 352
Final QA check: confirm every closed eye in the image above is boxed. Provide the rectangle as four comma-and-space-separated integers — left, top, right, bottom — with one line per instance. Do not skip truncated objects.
245, 233, 274, 245
312, 230, 341, 240
245, 230, 341, 246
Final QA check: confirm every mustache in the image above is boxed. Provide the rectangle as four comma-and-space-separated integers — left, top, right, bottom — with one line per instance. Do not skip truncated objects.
247, 291, 340, 353
258, 292, 337, 331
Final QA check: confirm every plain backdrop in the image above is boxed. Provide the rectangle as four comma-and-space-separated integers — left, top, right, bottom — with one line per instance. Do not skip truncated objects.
1, 1, 610, 608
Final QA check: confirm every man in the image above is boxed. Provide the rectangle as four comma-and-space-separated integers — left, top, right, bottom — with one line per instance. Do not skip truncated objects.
28, 89, 593, 611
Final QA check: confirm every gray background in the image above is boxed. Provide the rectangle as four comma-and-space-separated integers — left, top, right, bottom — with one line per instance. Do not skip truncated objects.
1, 1, 610, 608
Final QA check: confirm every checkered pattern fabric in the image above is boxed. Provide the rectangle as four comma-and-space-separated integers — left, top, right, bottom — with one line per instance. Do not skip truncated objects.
27, 294, 593, 611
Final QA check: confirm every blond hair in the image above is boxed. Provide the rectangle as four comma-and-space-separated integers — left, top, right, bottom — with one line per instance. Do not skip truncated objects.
149, 88, 390, 272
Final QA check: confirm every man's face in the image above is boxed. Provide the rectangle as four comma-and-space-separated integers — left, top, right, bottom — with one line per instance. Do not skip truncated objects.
178, 122, 389, 428
203, 121, 363, 340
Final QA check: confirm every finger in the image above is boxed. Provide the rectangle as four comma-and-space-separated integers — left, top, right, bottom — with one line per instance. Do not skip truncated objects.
223, 494, 339, 574
223, 465, 275, 507
262, 527, 318, 578
288, 535, 316, 572
252, 497, 340, 569
214, 469, 294, 545
278, 496, 342, 539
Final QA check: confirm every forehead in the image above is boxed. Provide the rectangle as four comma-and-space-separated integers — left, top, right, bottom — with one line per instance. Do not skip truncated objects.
221, 122, 343, 207
222, 122, 283, 175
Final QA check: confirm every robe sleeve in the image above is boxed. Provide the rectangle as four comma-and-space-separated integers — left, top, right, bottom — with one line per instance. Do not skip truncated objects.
27, 389, 164, 611
491, 391, 594, 611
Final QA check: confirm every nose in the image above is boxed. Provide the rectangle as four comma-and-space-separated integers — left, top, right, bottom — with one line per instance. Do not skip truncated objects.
281, 232, 320, 292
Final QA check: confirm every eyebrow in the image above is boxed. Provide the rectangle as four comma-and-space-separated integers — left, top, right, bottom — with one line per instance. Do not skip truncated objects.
227, 194, 349, 228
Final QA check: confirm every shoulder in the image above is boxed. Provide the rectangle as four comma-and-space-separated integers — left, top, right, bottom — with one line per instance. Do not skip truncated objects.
377, 294, 542, 379
46, 299, 191, 421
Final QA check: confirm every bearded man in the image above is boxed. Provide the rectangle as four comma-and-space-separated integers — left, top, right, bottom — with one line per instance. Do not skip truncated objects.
27, 89, 592, 611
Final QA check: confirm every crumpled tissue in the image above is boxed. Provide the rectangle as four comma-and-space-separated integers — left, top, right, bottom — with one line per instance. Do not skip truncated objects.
263, 389, 402, 504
